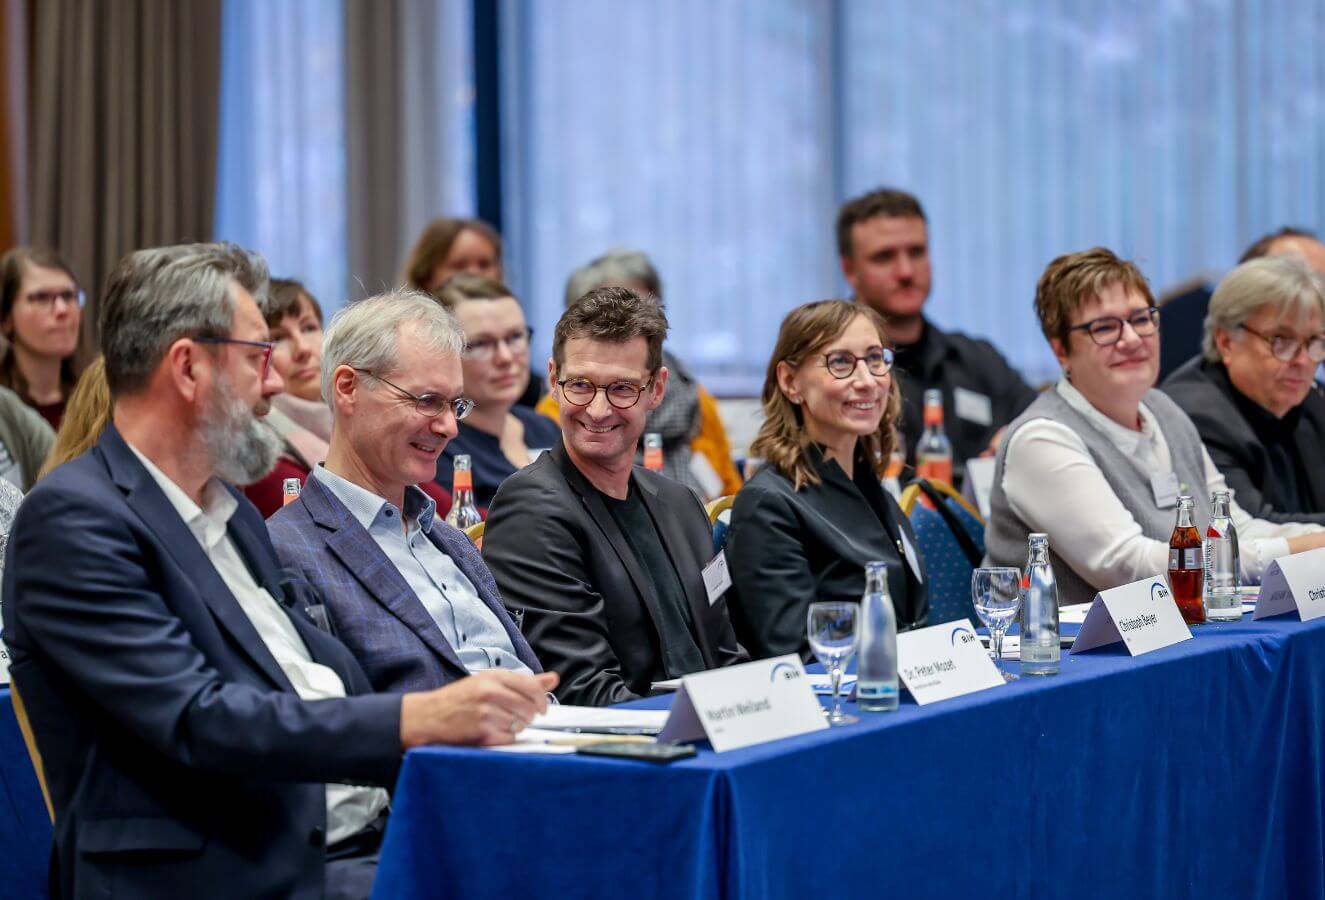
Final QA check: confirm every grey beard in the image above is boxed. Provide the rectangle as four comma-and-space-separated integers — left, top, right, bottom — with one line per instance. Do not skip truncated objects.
199, 374, 283, 485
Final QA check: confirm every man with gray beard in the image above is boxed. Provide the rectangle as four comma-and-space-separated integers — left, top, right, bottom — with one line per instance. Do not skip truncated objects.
1, 242, 556, 899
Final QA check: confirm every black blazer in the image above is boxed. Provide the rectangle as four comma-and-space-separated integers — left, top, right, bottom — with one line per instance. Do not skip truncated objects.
482, 440, 746, 706
2, 425, 402, 900
1162, 357, 1325, 525
725, 445, 929, 662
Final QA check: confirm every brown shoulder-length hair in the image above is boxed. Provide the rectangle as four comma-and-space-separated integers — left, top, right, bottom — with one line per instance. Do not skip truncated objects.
0, 247, 81, 403
401, 218, 502, 291
750, 300, 902, 490
38, 355, 110, 479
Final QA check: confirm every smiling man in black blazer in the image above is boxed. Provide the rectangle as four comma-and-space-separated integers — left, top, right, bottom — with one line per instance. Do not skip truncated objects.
482, 286, 746, 707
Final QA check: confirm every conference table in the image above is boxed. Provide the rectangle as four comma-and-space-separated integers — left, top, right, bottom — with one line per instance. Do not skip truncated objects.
372, 611, 1325, 900
0, 687, 51, 900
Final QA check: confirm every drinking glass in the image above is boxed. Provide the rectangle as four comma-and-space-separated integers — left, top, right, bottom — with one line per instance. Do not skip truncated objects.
807, 601, 860, 725
972, 567, 1022, 682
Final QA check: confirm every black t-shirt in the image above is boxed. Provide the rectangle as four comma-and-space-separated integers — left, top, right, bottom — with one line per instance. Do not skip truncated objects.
893, 318, 1037, 485
602, 483, 707, 680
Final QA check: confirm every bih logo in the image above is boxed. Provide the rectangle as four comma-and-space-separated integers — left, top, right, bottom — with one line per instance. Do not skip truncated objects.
1151, 581, 1171, 604
951, 626, 978, 646
769, 662, 802, 682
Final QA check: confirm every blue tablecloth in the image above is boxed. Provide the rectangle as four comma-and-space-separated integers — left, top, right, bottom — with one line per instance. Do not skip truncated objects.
373, 612, 1325, 899
0, 687, 52, 899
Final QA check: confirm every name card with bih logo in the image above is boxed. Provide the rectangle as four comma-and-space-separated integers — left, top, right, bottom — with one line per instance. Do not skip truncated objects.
1253, 547, 1325, 622
657, 655, 828, 752
896, 620, 1003, 705
1071, 575, 1192, 656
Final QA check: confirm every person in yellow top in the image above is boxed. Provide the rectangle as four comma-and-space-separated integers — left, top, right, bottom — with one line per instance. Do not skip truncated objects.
537, 249, 742, 499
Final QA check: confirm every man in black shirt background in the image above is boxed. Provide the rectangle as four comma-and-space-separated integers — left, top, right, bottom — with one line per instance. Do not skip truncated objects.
837, 188, 1036, 483
482, 286, 746, 706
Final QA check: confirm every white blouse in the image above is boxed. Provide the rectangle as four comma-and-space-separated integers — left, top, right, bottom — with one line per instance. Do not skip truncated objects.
1001, 379, 1324, 592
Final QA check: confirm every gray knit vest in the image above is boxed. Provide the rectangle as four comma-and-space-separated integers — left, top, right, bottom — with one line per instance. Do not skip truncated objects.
986, 387, 1211, 605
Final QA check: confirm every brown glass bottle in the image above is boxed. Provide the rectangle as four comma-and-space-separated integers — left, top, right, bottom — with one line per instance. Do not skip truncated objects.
1168, 495, 1205, 625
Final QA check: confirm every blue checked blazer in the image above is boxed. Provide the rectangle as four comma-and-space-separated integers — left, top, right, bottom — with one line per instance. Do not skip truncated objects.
266, 473, 541, 693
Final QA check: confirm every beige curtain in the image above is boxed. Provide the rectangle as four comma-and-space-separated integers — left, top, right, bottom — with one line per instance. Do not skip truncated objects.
0, 0, 28, 250
28, 0, 221, 357
344, 0, 473, 299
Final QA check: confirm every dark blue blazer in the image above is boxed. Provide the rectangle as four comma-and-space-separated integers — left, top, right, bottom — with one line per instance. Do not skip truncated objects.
266, 473, 540, 693
1, 425, 402, 900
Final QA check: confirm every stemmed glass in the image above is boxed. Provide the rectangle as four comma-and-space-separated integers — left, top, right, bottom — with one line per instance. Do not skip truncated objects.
972, 567, 1022, 682
807, 601, 860, 725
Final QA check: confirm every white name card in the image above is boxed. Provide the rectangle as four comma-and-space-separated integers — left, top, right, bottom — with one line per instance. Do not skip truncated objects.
896, 619, 1003, 705
1070, 575, 1192, 655
1253, 547, 1325, 621
657, 654, 828, 752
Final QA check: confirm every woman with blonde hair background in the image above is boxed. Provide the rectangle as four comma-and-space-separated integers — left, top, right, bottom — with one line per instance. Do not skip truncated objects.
725, 299, 928, 661
39, 356, 110, 479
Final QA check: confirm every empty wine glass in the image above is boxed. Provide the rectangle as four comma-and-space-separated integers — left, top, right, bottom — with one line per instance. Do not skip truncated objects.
807, 601, 860, 725
972, 567, 1022, 682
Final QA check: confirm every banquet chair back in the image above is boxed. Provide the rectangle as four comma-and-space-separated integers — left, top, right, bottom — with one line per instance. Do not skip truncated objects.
9, 681, 54, 822
900, 479, 986, 626
705, 495, 735, 553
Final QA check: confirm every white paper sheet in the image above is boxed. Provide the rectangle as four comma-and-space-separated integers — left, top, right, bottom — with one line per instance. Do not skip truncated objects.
530, 705, 669, 734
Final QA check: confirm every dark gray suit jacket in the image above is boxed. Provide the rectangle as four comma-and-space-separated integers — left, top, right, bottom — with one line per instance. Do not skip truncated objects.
1163, 357, 1325, 525
482, 440, 746, 706
267, 473, 540, 694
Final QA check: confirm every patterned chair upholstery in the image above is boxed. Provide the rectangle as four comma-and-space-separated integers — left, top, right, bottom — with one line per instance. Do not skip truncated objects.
900, 480, 987, 627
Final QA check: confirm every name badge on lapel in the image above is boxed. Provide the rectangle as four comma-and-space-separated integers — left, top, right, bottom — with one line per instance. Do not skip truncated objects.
1149, 472, 1179, 509
954, 387, 993, 427
898, 530, 924, 583
281, 578, 337, 636
302, 602, 335, 635
702, 551, 733, 605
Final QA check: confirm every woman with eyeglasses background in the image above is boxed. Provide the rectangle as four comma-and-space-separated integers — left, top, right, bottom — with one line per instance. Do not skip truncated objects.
429, 274, 561, 511
242, 278, 337, 517
1162, 256, 1325, 525
985, 248, 1325, 606
724, 299, 928, 662
0, 247, 84, 428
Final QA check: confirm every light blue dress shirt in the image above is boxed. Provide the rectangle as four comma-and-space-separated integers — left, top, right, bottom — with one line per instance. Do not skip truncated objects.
311, 465, 530, 674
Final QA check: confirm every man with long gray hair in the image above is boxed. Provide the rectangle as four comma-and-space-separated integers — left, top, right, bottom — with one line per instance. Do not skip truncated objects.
1163, 255, 1325, 524
2, 243, 555, 899
268, 291, 542, 694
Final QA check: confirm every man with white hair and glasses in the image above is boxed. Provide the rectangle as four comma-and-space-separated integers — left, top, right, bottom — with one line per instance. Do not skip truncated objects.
268, 290, 545, 694
2, 244, 555, 899
1163, 256, 1325, 525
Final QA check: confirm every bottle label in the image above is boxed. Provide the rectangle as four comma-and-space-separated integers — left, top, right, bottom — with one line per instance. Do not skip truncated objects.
857, 682, 898, 699
643, 447, 663, 471
1169, 548, 1201, 569
454, 471, 473, 491
916, 457, 953, 484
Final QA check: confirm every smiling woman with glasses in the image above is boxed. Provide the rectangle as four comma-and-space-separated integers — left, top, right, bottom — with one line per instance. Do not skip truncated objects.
0, 247, 85, 429
429, 274, 562, 508
239, 278, 338, 518
724, 299, 928, 662
985, 248, 1325, 608
1163, 255, 1325, 525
